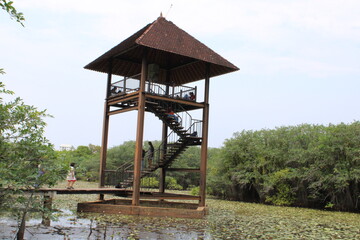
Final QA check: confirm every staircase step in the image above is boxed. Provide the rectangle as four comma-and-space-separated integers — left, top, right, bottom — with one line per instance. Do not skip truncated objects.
146, 101, 158, 105
177, 130, 187, 133
167, 144, 182, 147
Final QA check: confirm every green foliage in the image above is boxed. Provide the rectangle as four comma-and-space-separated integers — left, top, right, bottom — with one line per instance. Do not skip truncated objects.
0, 82, 62, 189
325, 202, 335, 209
208, 123, 360, 211
264, 168, 296, 206
168, 146, 201, 189
139, 176, 182, 190
56, 144, 101, 181
0, 0, 25, 26
0, 82, 64, 223
106, 141, 135, 169
165, 176, 182, 190
140, 177, 159, 188
190, 186, 199, 195
30, 181, 360, 239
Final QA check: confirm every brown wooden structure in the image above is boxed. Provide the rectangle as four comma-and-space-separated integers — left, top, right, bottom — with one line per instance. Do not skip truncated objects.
83, 16, 238, 217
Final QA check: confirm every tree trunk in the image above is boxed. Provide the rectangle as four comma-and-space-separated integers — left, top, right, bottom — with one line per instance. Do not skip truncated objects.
17, 212, 26, 240
17, 192, 34, 240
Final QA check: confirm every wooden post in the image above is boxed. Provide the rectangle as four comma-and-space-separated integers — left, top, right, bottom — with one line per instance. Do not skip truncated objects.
132, 50, 147, 206
99, 59, 112, 200
41, 192, 53, 226
199, 63, 210, 207
159, 73, 170, 193
159, 122, 168, 193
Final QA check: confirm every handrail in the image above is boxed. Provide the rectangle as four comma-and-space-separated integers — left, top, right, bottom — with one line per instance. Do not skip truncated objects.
110, 75, 197, 101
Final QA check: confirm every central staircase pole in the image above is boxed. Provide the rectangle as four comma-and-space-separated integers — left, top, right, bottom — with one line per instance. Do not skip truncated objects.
132, 49, 148, 206
159, 79, 170, 193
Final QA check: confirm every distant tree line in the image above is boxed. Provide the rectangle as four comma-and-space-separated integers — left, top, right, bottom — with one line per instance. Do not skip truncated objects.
61, 141, 207, 190
208, 122, 360, 212
61, 122, 360, 212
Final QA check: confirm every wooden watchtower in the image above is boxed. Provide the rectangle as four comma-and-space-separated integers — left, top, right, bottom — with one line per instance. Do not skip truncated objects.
83, 16, 238, 217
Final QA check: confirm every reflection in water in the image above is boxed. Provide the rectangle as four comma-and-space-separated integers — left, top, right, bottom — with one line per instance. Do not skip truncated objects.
0, 210, 211, 239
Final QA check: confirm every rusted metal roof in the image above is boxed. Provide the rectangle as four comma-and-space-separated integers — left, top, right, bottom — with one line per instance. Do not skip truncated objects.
85, 17, 239, 85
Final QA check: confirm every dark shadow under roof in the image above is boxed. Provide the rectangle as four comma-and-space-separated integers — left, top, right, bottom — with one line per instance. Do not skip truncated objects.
85, 17, 239, 85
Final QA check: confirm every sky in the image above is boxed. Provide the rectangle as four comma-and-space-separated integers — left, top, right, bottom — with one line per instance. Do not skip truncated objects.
1, 0, 360, 150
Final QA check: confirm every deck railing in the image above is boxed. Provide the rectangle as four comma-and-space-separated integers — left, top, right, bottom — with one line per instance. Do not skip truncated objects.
110, 74, 197, 102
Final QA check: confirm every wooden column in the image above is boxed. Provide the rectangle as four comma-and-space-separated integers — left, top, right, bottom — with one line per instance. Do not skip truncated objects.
199, 63, 210, 207
159, 76, 170, 193
132, 50, 147, 206
159, 120, 167, 193
99, 59, 112, 200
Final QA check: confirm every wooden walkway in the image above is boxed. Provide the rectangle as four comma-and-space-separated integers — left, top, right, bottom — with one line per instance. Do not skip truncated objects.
27, 188, 200, 200
1, 187, 204, 219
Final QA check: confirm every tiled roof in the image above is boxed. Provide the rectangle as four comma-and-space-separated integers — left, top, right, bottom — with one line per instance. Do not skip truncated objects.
85, 17, 239, 85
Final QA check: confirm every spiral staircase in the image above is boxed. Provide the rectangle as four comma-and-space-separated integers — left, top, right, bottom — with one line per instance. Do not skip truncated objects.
105, 97, 202, 189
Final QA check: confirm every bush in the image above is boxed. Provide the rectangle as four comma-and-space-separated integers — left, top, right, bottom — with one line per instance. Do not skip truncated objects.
190, 186, 199, 196
165, 176, 182, 190
141, 177, 159, 188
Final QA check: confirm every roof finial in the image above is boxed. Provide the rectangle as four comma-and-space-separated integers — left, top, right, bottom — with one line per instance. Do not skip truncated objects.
160, 12, 163, 18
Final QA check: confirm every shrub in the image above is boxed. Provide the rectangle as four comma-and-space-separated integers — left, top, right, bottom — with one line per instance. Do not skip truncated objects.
165, 176, 182, 190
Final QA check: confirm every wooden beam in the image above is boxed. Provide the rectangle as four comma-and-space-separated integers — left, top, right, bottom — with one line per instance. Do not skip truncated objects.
199, 63, 210, 207
113, 45, 139, 59
99, 59, 112, 200
108, 106, 138, 115
132, 50, 148, 206
169, 59, 200, 72
107, 92, 138, 105
147, 94, 204, 108
139, 194, 200, 200
5, 188, 201, 201
36, 188, 132, 195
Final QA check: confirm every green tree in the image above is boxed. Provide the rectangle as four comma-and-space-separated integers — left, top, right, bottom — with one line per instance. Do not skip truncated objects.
55, 144, 101, 181
208, 123, 360, 211
169, 146, 201, 189
0, 82, 64, 239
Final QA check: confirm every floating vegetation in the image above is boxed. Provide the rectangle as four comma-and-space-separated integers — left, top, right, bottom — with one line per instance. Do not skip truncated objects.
1, 182, 359, 239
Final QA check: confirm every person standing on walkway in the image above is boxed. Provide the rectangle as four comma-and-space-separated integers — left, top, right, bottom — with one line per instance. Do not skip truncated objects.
66, 163, 76, 189
147, 141, 154, 167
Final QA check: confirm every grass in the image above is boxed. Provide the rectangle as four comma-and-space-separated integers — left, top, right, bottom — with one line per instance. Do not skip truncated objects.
48, 181, 360, 239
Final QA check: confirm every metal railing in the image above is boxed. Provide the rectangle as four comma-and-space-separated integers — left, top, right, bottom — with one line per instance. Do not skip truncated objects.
151, 100, 202, 137
104, 160, 133, 187
171, 85, 197, 101
109, 74, 197, 102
